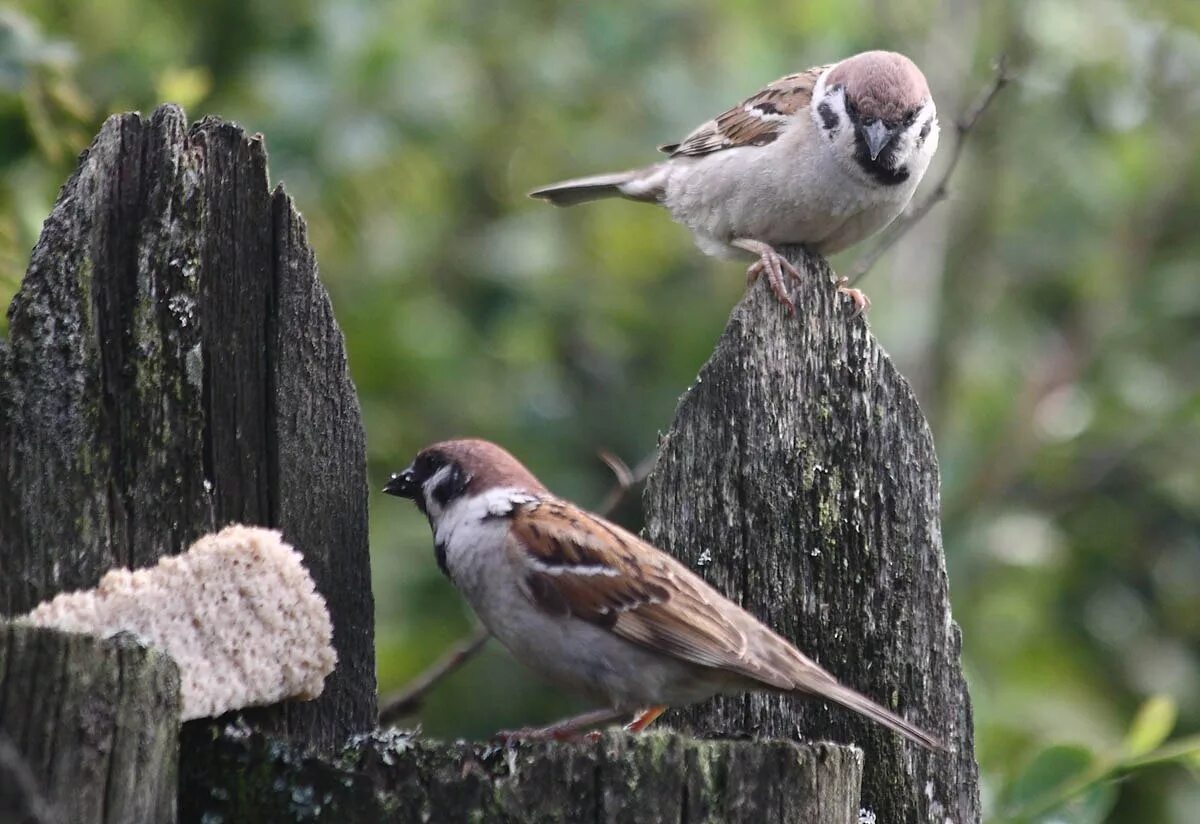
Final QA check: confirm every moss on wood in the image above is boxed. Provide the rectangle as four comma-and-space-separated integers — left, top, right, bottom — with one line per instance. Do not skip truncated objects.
181, 722, 862, 824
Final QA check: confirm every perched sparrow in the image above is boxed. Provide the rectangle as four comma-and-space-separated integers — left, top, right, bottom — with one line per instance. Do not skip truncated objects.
384, 438, 940, 750
531, 50, 939, 314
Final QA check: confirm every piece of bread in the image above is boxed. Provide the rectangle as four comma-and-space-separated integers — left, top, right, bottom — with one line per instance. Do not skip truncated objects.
21, 525, 337, 721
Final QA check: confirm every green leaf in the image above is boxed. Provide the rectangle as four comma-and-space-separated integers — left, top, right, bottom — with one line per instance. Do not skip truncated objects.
1123, 732, 1200, 770
1125, 695, 1177, 758
1054, 781, 1118, 824
1004, 744, 1096, 814
1186, 750, 1200, 780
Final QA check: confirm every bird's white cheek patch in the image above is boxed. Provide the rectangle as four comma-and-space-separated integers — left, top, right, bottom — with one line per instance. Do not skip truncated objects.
421, 464, 455, 519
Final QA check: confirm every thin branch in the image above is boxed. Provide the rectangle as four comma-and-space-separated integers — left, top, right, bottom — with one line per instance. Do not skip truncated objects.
595, 449, 657, 518
376, 447, 658, 723
848, 55, 1012, 286
379, 624, 490, 725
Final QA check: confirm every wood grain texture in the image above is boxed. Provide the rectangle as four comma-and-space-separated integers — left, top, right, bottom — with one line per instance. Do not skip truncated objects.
643, 250, 979, 824
0, 624, 180, 824
182, 724, 863, 824
0, 734, 57, 824
0, 105, 375, 748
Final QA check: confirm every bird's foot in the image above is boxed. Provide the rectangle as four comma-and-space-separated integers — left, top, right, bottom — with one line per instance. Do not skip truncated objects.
492, 707, 627, 745
624, 705, 668, 733
733, 238, 802, 314
835, 278, 871, 317
492, 725, 582, 745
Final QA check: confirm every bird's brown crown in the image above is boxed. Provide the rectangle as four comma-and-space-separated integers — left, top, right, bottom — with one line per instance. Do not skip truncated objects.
420, 438, 548, 495
828, 50, 930, 123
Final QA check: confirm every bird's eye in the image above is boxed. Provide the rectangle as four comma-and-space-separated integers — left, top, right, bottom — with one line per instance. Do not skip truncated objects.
919, 121, 931, 140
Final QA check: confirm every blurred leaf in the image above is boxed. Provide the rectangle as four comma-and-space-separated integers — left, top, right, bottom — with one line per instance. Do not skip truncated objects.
1056, 781, 1119, 824
155, 66, 211, 111
1003, 744, 1096, 817
1123, 732, 1200, 770
21, 84, 61, 162
1124, 694, 1177, 758
46, 75, 90, 121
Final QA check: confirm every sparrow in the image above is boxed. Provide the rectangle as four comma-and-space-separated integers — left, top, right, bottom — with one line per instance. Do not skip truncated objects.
530, 50, 940, 315
384, 438, 941, 750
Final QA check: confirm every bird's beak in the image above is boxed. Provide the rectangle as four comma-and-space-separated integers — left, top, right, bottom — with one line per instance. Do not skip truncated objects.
383, 467, 418, 499
860, 120, 898, 162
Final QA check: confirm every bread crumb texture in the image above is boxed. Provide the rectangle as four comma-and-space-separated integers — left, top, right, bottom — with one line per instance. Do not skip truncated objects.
21, 525, 337, 720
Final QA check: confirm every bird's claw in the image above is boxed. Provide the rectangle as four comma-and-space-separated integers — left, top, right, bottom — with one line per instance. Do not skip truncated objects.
835, 278, 871, 317
744, 246, 803, 314
492, 728, 529, 747
492, 725, 589, 745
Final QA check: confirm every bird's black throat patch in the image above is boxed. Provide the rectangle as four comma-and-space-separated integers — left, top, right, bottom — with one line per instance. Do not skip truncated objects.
434, 540, 450, 578
852, 135, 910, 186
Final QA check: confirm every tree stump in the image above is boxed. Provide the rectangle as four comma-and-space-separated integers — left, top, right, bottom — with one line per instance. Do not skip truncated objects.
644, 261, 980, 823
0, 624, 181, 824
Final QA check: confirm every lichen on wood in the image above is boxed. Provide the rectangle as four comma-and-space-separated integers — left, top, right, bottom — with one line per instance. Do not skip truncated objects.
181, 722, 864, 824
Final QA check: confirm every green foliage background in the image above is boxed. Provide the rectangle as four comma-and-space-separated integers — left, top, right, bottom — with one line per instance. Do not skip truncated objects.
2, 0, 1198, 820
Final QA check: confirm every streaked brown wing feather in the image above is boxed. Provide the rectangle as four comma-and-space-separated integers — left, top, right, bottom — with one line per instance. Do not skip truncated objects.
660, 66, 827, 157
508, 499, 800, 690
506, 497, 944, 751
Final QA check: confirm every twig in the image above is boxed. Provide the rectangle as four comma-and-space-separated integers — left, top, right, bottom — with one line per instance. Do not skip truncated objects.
379, 624, 490, 724
376, 446, 658, 723
595, 449, 658, 518
848, 55, 1012, 286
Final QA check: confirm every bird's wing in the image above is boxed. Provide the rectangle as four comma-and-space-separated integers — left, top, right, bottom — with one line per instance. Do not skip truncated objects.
505, 497, 944, 751
659, 66, 828, 157
507, 498, 814, 690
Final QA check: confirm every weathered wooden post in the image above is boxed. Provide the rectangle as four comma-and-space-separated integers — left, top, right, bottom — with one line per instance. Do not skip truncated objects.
0, 732, 56, 824
0, 105, 976, 822
644, 263, 980, 822
0, 107, 377, 746
0, 626, 180, 823
0, 105, 376, 821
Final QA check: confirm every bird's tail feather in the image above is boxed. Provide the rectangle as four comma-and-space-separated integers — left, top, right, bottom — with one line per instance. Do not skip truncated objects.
529, 167, 663, 207
802, 679, 944, 752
